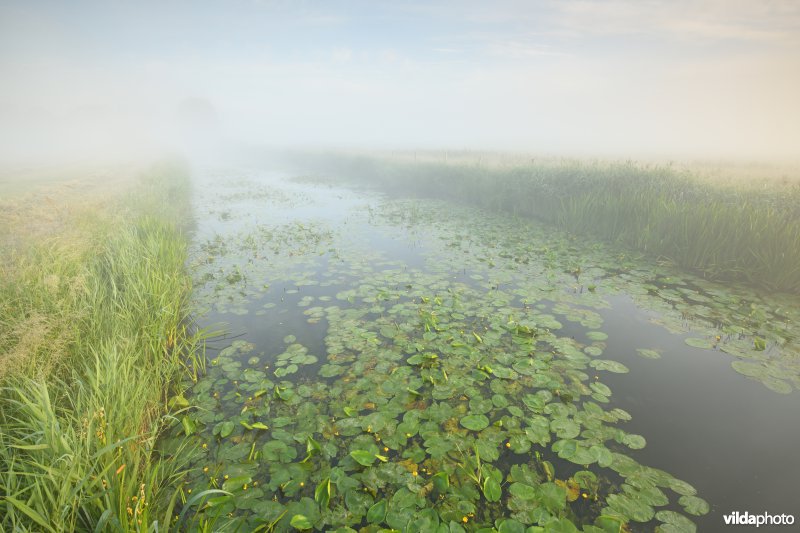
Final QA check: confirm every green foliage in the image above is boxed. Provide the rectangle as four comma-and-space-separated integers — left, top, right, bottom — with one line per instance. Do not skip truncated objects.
304, 154, 800, 294
0, 162, 205, 531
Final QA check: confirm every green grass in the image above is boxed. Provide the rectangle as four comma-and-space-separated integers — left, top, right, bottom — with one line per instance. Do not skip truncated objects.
296, 153, 800, 294
0, 162, 207, 531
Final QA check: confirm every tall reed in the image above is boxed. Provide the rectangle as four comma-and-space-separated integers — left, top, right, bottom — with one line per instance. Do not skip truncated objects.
295, 153, 800, 293
0, 162, 205, 531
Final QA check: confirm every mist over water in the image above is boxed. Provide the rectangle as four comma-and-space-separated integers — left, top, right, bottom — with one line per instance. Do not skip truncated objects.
1, 0, 799, 168
3, 4, 800, 532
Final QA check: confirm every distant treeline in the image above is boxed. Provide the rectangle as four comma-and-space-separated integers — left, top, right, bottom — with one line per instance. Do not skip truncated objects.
292, 152, 800, 294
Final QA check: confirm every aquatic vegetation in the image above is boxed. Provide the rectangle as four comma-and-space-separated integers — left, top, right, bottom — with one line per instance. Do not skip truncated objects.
294, 152, 800, 294
167, 176, 800, 531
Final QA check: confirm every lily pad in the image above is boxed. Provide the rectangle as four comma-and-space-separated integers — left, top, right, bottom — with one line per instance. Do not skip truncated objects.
586, 331, 608, 341
350, 450, 378, 466
655, 510, 696, 532
636, 348, 661, 359
684, 338, 714, 349
262, 440, 298, 463
590, 360, 630, 374
623, 434, 646, 450
678, 495, 709, 516
460, 414, 490, 431
290, 514, 312, 530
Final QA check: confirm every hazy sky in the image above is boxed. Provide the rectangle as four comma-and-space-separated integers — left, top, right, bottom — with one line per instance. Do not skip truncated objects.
1, 0, 799, 160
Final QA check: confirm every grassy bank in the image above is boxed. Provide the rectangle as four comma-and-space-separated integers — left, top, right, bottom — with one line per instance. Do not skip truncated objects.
0, 162, 204, 531
294, 152, 800, 294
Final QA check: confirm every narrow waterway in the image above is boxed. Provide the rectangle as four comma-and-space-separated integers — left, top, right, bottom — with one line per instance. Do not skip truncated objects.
180, 167, 800, 532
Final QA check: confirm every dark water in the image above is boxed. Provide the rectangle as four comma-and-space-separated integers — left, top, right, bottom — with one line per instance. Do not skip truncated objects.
189, 168, 800, 532
594, 295, 800, 531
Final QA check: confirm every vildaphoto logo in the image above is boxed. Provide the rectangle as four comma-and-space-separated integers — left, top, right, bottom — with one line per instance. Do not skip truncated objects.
723, 511, 795, 527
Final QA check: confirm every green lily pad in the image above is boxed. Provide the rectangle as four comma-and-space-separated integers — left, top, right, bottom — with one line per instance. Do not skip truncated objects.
678, 495, 709, 516
551, 418, 580, 439
586, 331, 608, 341
215, 421, 235, 438
262, 440, 298, 463
762, 378, 792, 394
543, 518, 579, 532
460, 414, 490, 431
636, 348, 661, 359
366, 499, 388, 524
590, 360, 630, 373
290, 514, 312, 530
623, 434, 646, 450
483, 477, 502, 502
655, 510, 696, 532
666, 478, 697, 497
684, 338, 714, 349
350, 450, 378, 466
607, 493, 655, 522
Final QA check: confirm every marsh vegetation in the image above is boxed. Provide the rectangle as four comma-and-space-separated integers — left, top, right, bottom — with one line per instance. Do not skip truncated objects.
0, 163, 207, 531
151, 161, 799, 532
2, 154, 799, 533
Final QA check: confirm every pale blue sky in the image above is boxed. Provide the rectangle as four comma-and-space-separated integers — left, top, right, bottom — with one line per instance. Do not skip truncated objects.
1, 1, 798, 159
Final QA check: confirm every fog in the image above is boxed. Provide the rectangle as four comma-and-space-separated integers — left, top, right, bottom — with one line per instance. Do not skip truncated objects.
1, 0, 799, 167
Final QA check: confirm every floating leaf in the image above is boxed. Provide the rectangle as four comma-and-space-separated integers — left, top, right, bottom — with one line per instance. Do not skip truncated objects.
483, 477, 501, 502
367, 499, 388, 524
217, 421, 234, 438
586, 331, 608, 341
431, 472, 449, 495
222, 476, 251, 492
636, 348, 661, 359
460, 414, 490, 431
623, 434, 646, 450
607, 493, 655, 522
762, 378, 792, 394
350, 450, 378, 466
666, 478, 697, 497
496, 518, 526, 533
655, 510, 697, 533
261, 440, 297, 463
290, 514, 312, 530
684, 338, 714, 349
551, 418, 580, 439
678, 495, 709, 516
590, 360, 629, 373
542, 518, 579, 532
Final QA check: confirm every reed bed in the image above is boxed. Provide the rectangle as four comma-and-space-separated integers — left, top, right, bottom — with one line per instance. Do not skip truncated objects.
0, 162, 205, 531
296, 152, 800, 294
